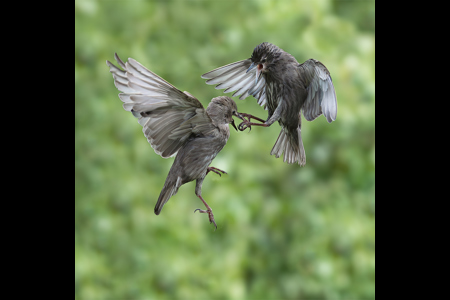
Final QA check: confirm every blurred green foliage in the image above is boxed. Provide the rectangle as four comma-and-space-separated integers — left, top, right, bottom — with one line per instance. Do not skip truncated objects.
75, 0, 375, 299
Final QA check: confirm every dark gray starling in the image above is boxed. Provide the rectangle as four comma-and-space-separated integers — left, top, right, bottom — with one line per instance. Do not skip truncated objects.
201, 42, 337, 166
106, 53, 243, 229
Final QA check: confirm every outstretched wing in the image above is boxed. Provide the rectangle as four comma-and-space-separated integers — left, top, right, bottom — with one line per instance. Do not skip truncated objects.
107, 53, 216, 158
201, 59, 268, 109
299, 59, 337, 123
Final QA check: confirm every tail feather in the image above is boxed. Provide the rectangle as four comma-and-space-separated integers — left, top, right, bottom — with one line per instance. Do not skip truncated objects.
270, 127, 306, 166
154, 176, 182, 215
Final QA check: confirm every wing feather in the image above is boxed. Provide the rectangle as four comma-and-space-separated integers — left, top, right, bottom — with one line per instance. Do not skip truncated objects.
300, 59, 337, 123
224, 73, 254, 94
202, 59, 268, 109
107, 53, 215, 158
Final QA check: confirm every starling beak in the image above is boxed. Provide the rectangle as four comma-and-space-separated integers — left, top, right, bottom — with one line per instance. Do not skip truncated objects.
235, 112, 245, 120
246, 62, 256, 73
231, 119, 238, 131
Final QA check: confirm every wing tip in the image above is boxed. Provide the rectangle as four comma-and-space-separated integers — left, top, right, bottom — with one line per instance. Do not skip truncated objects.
324, 109, 337, 123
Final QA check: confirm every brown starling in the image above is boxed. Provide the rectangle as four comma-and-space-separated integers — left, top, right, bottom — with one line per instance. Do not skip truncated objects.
107, 53, 243, 229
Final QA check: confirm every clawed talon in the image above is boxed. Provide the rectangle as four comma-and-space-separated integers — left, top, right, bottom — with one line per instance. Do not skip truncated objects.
238, 119, 252, 132
195, 194, 218, 230
207, 166, 227, 177
237, 113, 266, 132
194, 208, 217, 230
209, 169, 223, 176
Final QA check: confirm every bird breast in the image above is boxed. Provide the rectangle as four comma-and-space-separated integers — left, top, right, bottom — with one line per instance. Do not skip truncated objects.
266, 81, 283, 114
176, 133, 228, 181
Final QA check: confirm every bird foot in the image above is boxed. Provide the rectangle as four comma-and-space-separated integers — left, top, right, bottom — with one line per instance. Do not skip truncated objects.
206, 166, 227, 177
195, 194, 217, 230
194, 208, 217, 230
238, 113, 267, 131
238, 119, 252, 131
238, 118, 268, 131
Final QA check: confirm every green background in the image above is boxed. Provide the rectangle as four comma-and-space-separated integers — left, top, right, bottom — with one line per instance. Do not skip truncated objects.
75, 0, 375, 299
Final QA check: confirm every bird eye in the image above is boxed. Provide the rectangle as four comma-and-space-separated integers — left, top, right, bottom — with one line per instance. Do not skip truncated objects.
261, 58, 266, 63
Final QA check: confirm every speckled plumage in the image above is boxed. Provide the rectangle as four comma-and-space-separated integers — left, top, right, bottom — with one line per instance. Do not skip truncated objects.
202, 42, 337, 166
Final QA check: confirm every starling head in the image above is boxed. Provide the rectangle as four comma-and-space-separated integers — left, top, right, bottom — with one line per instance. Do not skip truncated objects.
206, 96, 242, 130
246, 42, 283, 83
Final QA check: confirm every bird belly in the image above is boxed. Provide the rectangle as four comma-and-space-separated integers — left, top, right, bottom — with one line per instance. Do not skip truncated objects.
175, 136, 226, 182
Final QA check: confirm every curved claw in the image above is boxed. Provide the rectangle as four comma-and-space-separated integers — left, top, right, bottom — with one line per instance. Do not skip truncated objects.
238, 120, 252, 132
207, 167, 227, 177
194, 208, 217, 231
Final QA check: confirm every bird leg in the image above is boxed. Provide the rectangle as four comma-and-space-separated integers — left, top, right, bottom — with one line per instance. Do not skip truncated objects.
206, 166, 227, 177
194, 195, 217, 230
238, 121, 269, 131
238, 106, 283, 131
239, 113, 266, 123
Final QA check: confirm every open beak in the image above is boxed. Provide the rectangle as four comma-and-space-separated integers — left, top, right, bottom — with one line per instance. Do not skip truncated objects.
235, 112, 244, 120
231, 119, 238, 131
246, 62, 263, 85
246, 62, 257, 73
231, 112, 244, 131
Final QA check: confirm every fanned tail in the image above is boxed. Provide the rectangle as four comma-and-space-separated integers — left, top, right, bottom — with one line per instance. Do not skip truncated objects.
270, 126, 306, 166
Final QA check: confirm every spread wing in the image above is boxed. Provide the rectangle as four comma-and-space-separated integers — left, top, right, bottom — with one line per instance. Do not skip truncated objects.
201, 59, 268, 109
106, 53, 216, 158
299, 59, 337, 123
